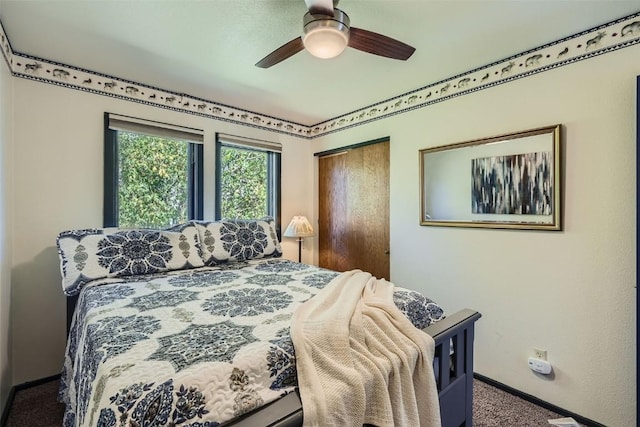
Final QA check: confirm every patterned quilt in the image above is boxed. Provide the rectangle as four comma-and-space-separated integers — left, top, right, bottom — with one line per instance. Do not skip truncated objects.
59, 259, 445, 427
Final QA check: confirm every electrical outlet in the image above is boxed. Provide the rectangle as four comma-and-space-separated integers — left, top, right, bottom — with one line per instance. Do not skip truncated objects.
533, 348, 547, 360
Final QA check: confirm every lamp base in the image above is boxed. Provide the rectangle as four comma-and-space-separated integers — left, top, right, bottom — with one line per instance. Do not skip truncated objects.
297, 238, 302, 263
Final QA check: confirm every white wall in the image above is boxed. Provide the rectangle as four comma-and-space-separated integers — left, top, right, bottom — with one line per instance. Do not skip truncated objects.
311, 46, 638, 426
0, 46, 13, 415
9, 79, 314, 384
4, 26, 637, 427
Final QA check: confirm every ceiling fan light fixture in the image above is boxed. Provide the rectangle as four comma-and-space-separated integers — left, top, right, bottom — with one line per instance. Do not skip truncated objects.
303, 27, 348, 58
302, 9, 350, 59
255, 3, 415, 69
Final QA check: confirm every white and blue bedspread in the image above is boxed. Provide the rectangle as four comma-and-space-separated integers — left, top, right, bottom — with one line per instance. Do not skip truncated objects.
59, 259, 445, 427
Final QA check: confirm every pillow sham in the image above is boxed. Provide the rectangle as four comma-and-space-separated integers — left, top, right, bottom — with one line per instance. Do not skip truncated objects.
194, 217, 282, 265
56, 222, 204, 296
393, 288, 445, 329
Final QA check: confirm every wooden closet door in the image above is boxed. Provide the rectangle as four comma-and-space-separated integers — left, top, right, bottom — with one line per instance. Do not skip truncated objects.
318, 152, 349, 272
318, 141, 390, 280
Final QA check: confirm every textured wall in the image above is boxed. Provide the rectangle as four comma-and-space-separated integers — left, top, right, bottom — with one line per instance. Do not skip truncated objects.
9, 79, 313, 384
3, 12, 638, 427
310, 46, 638, 426
0, 32, 12, 416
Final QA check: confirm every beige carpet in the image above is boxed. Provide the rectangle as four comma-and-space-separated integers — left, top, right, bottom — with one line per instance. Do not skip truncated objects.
472, 379, 585, 427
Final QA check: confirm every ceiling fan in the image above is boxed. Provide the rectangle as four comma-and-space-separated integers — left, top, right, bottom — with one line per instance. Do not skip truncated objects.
255, 0, 415, 68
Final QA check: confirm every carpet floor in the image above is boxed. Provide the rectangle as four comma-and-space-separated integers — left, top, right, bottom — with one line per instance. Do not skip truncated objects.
4, 377, 580, 426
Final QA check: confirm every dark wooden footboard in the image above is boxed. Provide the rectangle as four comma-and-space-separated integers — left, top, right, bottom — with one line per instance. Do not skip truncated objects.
229, 308, 482, 427
425, 309, 482, 427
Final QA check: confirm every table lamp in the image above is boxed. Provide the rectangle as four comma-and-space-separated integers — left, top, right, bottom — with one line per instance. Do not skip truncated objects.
283, 215, 315, 262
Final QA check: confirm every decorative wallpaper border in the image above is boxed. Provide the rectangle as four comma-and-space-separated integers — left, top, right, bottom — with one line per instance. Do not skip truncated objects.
0, 20, 13, 72
311, 12, 640, 137
1, 12, 639, 139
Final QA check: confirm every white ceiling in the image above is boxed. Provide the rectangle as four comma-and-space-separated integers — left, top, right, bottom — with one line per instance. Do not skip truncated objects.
0, 0, 638, 126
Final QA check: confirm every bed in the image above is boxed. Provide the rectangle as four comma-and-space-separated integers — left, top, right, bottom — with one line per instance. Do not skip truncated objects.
56, 218, 481, 427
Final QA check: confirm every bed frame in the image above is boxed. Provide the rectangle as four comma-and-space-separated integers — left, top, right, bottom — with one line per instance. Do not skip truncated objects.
226, 308, 482, 427
66, 297, 480, 427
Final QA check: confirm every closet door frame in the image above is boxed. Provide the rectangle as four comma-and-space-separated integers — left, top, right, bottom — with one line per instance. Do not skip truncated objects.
315, 137, 390, 280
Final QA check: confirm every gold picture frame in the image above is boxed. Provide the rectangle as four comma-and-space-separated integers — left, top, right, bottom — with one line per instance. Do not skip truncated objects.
420, 124, 562, 230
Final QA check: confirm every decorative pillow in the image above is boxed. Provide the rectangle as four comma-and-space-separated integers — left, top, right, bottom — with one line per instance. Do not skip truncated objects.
393, 288, 445, 329
56, 222, 204, 296
194, 217, 282, 265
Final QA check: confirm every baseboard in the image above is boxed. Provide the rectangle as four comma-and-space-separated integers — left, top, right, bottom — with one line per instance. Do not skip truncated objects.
0, 374, 60, 427
473, 373, 606, 427
13, 374, 60, 392
0, 386, 16, 427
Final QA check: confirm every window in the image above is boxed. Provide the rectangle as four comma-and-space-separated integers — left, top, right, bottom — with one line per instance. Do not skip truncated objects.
104, 113, 203, 228
215, 133, 281, 230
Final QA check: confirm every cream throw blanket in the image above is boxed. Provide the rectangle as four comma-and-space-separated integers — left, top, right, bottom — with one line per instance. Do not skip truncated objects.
291, 270, 441, 427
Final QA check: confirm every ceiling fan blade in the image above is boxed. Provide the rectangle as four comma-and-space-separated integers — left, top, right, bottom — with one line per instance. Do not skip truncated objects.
255, 37, 305, 68
348, 27, 415, 60
304, 0, 334, 16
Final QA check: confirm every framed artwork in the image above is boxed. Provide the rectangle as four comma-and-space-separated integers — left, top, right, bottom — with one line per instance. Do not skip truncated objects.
420, 124, 562, 230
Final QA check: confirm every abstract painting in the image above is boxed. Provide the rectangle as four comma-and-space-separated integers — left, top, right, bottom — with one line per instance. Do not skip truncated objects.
471, 152, 553, 215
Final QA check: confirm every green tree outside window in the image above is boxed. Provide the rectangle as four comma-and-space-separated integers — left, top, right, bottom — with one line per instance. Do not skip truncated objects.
117, 131, 189, 228
219, 146, 268, 219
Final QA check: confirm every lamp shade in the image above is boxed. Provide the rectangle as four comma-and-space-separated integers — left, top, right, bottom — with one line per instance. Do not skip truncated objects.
283, 216, 315, 238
